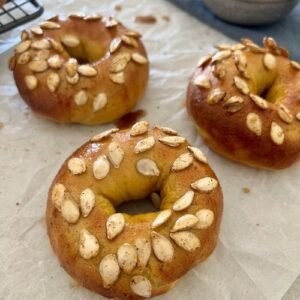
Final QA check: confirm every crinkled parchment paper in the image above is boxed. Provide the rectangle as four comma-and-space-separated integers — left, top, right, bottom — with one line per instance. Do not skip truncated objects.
0, 0, 300, 299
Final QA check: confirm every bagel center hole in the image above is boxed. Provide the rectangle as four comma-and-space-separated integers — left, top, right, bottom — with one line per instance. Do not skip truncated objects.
260, 85, 271, 100
255, 76, 283, 104
116, 194, 160, 215
64, 40, 108, 64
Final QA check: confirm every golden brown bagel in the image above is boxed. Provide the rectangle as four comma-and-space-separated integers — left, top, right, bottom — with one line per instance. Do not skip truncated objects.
46, 122, 223, 299
186, 37, 300, 169
9, 14, 149, 125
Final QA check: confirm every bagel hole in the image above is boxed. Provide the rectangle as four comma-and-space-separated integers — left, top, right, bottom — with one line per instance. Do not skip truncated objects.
260, 84, 273, 101
116, 195, 160, 215
256, 76, 282, 103
65, 43, 107, 64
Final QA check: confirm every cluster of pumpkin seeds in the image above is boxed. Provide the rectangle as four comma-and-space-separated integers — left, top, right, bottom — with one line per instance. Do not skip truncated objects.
193, 37, 300, 146
51, 122, 217, 298
10, 14, 148, 114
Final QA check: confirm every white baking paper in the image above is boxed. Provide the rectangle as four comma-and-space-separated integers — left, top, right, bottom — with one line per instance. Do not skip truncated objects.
0, 0, 300, 299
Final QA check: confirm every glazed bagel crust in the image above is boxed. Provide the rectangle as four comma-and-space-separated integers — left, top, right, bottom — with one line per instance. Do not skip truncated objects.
46, 123, 223, 299
9, 15, 149, 124
187, 37, 300, 169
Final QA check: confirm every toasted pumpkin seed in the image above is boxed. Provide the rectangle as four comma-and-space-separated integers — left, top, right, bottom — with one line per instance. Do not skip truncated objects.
79, 229, 99, 259
106, 213, 125, 240
191, 177, 218, 193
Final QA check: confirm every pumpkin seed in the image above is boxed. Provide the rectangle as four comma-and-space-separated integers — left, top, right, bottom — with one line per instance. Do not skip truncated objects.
106, 213, 125, 240
151, 209, 172, 229
136, 159, 160, 176
170, 231, 200, 252
93, 155, 110, 180
246, 113, 262, 136
99, 254, 120, 288
151, 231, 174, 262
191, 177, 218, 193
173, 190, 194, 211
79, 229, 99, 259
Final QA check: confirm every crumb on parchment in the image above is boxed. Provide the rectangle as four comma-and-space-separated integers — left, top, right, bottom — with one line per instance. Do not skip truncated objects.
135, 15, 157, 24
242, 187, 250, 194
114, 4, 122, 11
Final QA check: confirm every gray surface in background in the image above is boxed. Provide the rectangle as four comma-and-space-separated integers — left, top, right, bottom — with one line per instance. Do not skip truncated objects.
169, 0, 300, 60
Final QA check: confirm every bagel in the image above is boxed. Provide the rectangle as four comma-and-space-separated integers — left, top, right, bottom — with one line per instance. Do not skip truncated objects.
46, 122, 223, 299
8, 14, 149, 125
186, 37, 300, 169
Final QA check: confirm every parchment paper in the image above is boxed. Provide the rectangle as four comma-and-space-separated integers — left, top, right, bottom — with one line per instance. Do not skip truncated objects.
0, 0, 300, 299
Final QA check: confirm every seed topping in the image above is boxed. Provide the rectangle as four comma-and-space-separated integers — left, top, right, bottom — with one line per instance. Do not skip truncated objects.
130, 121, 149, 136
51, 183, 66, 211
171, 152, 193, 171
61, 35, 80, 48
67, 157, 86, 175
106, 213, 125, 240
93, 93, 107, 112
117, 243, 137, 273
249, 94, 268, 110
234, 76, 249, 94
24, 75, 38, 90
223, 96, 244, 113
151, 231, 174, 262
246, 113, 262, 136
173, 190, 195, 211
131, 53, 148, 64
136, 159, 160, 176
134, 136, 155, 153
270, 122, 284, 145
47, 72, 60, 93
170, 214, 199, 232
134, 238, 151, 268
170, 231, 201, 252
80, 188, 95, 217
193, 74, 211, 89
158, 136, 185, 147
277, 104, 293, 124
151, 209, 172, 229
108, 142, 124, 168
91, 128, 119, 142
191, 177, 218, 193
263, 53, 276, 70
74, 90, 88, 106
99, 254, 120, 288
79, 229, 99, 259
78, 65, 98, 77
130, 276, 152, 298
61, 199, 80, 224
195, 209, 214, 229
207, 88, 226, 104
93, 155, 110, 180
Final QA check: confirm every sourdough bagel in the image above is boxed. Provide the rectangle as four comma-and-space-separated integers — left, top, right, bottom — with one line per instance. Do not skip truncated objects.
186, 37, 300, 169
9, 14, 149, 124
46, 122, 223, 299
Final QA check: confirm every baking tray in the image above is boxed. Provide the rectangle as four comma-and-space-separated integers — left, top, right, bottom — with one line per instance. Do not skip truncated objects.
169, 0, 300, 61
0, 0, 43, 34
